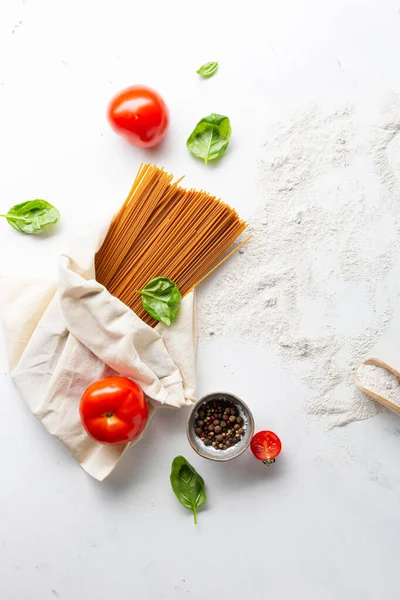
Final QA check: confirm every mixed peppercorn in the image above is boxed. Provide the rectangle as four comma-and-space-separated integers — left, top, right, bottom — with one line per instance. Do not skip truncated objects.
194, 398, 245, 450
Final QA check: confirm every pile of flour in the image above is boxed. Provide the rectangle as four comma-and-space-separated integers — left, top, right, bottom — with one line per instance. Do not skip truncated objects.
357, 363, 400, 409
198, 96, 400, 427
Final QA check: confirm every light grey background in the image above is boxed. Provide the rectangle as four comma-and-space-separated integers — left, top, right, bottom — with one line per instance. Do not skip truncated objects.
1, 1, 400, 598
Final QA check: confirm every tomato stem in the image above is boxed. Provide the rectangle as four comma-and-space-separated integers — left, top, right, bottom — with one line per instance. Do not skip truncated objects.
262, 458, 276, 466
104, 412, 114, 418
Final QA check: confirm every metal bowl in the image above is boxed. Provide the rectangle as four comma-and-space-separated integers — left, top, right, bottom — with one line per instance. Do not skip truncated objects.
186, 392, 255, 462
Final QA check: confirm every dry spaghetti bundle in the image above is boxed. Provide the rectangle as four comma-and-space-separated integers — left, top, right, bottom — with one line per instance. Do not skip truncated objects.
95, 163, 248, 326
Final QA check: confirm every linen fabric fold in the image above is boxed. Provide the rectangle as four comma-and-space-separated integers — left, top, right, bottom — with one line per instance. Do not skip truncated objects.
0, 220, 197, 481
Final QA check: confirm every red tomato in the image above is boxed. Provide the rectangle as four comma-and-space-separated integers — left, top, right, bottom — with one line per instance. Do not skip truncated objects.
250, 431, 282, 465
79, 376, 148, 445
107, 86, 169, 148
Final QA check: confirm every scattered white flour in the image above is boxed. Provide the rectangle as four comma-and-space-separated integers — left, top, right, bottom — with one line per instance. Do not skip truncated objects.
357, 363, 400, 409
198, 96, 400, 427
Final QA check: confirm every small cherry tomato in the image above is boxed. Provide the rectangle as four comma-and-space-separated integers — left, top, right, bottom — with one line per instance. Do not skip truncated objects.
79, 376, 148, 445
107, 85, 169, 148
250, 430, 282, 465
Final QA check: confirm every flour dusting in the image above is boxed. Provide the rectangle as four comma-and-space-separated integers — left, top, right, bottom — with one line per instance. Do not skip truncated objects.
198, 97, 400, 427
358, 364, 400, 409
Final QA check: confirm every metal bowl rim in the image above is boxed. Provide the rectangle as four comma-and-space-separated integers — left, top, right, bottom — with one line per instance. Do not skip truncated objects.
186, 391, 255, 462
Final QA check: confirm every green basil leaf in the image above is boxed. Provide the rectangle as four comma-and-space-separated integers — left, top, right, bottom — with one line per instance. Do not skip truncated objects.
170, 456, 207, 524
197, 61, 218, 78
0, 200, 60, 235
198, 113, 230, 129
137, 277, 181, 326
187, 113, 232, 164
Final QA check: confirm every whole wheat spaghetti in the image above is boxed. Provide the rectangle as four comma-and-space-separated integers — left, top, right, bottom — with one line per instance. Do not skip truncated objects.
95, 164, 248, 326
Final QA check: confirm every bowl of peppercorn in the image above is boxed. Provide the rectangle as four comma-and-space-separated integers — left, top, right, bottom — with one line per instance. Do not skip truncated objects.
186, 392, 255, 461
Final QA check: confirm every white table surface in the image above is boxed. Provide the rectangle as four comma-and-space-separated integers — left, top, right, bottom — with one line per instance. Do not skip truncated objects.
1, 1, 400, 598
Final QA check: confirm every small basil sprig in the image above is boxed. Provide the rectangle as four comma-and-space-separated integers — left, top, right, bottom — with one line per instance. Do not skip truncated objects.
137, 277, 181, 326
187, 113, 231, 164
197, 61, 218, 78
170, 456, 207, 524
0, 200, 60, 234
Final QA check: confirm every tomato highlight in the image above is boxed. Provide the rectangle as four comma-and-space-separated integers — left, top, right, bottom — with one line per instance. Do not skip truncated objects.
79, 376, 148, 445
107, 85, 169, 148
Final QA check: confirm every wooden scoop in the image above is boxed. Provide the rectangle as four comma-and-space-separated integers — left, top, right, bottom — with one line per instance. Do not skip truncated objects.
355, 357, 400, 416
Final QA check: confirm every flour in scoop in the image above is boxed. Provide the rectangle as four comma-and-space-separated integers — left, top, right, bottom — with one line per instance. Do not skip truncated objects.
198, 96, 400, 427
357, 364, 400, 408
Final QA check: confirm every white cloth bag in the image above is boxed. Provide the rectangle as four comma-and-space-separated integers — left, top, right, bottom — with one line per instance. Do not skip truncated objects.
0, 219, 197, 481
